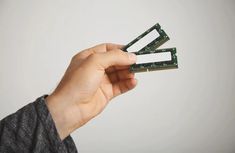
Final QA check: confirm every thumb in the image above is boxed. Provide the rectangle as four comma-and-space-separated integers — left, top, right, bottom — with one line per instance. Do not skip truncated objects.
88, 49, 137, 69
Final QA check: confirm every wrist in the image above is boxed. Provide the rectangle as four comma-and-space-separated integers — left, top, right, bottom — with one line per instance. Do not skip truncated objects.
45, 93, 83, 140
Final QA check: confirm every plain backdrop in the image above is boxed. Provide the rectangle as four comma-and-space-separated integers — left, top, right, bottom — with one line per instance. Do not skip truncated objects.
0, 0, 235, 153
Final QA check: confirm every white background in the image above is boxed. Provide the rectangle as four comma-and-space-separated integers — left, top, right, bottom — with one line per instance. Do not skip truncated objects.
0, 0, 235, 152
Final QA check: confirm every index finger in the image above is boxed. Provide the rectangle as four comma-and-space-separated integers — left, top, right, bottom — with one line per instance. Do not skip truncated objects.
75, 43, 124, 60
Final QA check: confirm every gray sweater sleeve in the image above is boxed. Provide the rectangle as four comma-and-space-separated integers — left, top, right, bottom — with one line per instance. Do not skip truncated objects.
0, 95, 78, 153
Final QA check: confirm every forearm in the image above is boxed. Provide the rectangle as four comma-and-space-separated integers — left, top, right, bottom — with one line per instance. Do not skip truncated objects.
45, 93, 84, 140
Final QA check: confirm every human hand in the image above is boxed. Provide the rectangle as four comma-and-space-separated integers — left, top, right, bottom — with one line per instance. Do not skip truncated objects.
46, 43, 137, 139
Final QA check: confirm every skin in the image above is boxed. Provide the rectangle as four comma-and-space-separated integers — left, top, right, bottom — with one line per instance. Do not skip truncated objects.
46, 43, 137, 140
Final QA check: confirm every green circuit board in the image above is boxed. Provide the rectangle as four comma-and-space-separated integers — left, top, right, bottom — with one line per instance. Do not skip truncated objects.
130, 48, 178, 73
122, 23, 178, 73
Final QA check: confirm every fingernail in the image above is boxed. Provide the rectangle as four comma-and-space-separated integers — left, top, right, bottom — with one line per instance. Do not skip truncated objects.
128, 53, 136, 62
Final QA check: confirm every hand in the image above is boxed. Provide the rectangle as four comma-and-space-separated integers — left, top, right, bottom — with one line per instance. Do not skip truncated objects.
46, 43, 137, 140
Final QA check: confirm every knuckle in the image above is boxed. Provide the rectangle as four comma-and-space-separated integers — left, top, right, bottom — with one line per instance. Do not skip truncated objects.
88, 53, 100, 62
71, 54, 79, 62
71, 52, 85, 61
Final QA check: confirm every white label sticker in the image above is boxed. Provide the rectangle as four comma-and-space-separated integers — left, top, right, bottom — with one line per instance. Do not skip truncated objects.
127, 30, 160, 52
136, 52, 171, 64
